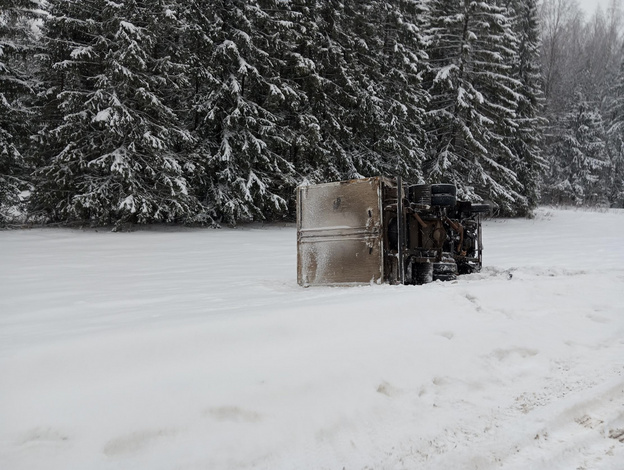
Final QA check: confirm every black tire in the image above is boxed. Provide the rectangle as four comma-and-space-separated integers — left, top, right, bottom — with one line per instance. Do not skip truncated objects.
408, 184, 431, 206
433, 262, 457, 274
414, 262, 433, 285
434, 273, 457, 282
431, 184, 457, 196
471, 203, 491, 214
431, 193, 456, 207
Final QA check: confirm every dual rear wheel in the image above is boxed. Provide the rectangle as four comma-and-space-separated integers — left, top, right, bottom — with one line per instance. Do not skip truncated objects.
409, 183, 457, 207
412, 254, 458, 284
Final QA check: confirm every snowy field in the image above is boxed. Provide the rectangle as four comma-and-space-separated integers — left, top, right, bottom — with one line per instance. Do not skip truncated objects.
1, 207, 624, 470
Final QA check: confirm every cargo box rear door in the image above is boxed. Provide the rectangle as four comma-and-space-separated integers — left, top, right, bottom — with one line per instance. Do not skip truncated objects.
297, 178, 385, 286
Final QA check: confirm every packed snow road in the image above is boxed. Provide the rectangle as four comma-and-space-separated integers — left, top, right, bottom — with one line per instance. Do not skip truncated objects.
1, 207, 623, 469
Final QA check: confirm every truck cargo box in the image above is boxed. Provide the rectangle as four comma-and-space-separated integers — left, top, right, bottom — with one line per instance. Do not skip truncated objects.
296, 177, 390, 286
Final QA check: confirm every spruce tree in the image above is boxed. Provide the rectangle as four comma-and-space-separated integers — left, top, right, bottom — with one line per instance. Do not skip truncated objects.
545, 94, 609, 205
605, 60, 624, 207
282, 0, 376, 182
275, 0, 428, 184
184, 0, 297, 223
0, 0, 39, 223
539, 0, 623, 208
31, 0, 200, 226
346, 0, 429, 181
506, 0, 547, 215
424, 0, 526, 213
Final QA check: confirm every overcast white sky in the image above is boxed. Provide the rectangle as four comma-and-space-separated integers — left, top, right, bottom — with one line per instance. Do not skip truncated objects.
577, 0, 619, 17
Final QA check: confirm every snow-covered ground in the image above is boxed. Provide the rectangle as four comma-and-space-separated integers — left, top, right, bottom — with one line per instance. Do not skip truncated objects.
1, 207, 623, 470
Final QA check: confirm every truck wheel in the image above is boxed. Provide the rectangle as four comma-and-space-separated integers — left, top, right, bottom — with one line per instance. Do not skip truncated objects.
431, 184, 457, 196
414, 262, 433, 285
431, 193, 456, 207
433, 254, 457, 281
433, 262, 457, 274
409, 184, 431, 205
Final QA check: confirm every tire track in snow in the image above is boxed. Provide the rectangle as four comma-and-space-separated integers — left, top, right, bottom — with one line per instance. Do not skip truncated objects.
367, 360, 624, 469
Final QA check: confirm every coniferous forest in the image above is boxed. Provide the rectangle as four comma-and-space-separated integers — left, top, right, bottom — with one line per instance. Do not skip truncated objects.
1, 0, 623, 227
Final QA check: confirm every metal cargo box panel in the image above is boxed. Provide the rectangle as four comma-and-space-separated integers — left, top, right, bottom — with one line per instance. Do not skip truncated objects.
297, 178, 385, 286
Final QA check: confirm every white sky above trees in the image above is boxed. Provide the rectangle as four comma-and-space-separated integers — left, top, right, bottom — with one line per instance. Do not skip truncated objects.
577, 0, 619, 17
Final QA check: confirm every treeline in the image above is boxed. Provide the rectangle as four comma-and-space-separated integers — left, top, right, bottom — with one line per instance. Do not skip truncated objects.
540, 0, 624, 207
0, 0, 597, 228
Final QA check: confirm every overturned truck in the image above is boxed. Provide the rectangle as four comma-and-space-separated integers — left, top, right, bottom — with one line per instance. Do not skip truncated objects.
296, 177, 492, 287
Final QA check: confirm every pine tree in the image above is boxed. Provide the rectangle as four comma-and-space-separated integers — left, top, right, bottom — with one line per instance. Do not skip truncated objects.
328, 0, 391, 178
346, 0, 429, 181
258, 1, 324, 185
545, 94, 609, 205
282, 0, 378, 182
424, 0, 525, 214
0, 0, 39, 223
183, 0, 298, 224
31, 0, 200, 226
539, 0, 623, 208
505, 0, 547, 215
605, 60, 624, 207
275, 0, 428, 184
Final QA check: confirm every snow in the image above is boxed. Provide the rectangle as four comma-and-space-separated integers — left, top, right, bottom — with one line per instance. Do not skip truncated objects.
1, 207, 623, 469
92, 109, 111, 123
434, 64, 458, 83
119, 195, 136, 213
118, 21, 139, 34
70, 46, 94, 60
